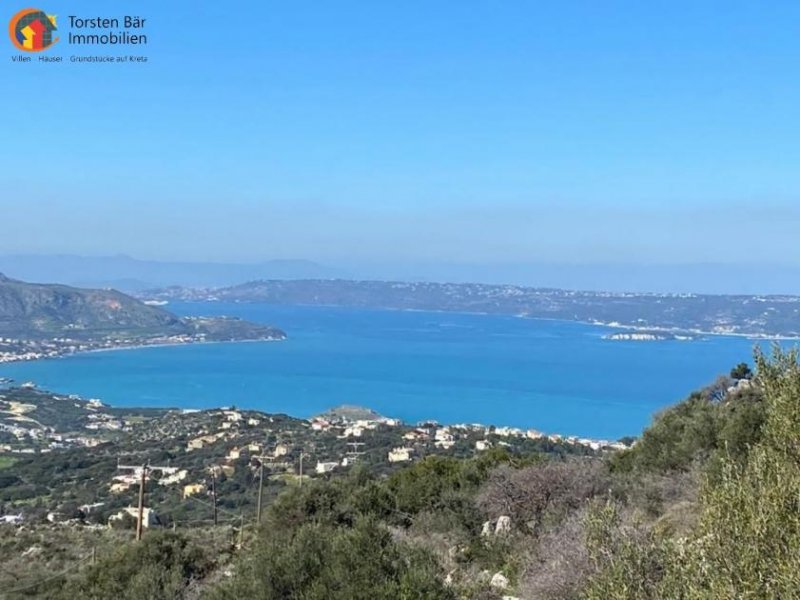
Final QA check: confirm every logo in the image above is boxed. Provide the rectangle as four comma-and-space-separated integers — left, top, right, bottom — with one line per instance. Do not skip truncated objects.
9, 8, 58, 51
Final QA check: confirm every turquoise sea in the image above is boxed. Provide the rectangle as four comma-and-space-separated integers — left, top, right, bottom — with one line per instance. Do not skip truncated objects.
0, 302, 763, 439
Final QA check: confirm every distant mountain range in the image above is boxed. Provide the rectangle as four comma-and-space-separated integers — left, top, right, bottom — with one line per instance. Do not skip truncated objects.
4, 254, 800, 295
141, 279, 800, 338
0, 273, 284, 342
0, 255, 345, 291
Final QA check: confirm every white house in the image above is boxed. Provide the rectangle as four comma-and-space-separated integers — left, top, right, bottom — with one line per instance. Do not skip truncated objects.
388, 447, 413, 463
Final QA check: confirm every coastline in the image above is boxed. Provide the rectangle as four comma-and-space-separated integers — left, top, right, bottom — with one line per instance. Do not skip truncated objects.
174, 299, 800, 341
79, 336, 284, 357
0, 335, 286, 365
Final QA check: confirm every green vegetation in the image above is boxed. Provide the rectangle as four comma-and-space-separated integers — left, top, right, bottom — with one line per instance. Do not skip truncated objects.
609, 373, 764, 474
3, 351, 800, 598
582, 347, 800, 599
0, 273, 284, 350
210, 518, 454, 600
65, 531, 215, 600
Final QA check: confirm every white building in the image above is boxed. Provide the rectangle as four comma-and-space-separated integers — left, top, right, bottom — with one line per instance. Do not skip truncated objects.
109, 506, 159, 528
388, 447, 413, 463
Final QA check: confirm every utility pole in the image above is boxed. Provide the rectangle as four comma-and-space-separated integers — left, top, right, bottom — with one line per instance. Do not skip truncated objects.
210, 468, 218, 526
116, 462, 172, 541
346, 441, 366, 464
136, 464, 147, 541
298, 452, 306, 487
257, 433, 269, 524
256, 461, 264, 523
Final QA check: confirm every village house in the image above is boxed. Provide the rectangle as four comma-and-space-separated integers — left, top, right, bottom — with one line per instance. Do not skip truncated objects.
110, 482, 131, 494
343, 426, 363, 438
311, 419, 330, 431
388, 447, 413, 463
403, 429, 428, 442
183, 483, 205, 498
494, 426, 524, 438
186, 438, 205, 451
186, 432, 224, 451
434, 427, 456, 449
315, 461, 339, 474
159, 469, 188, 486
223, 410, 242, 422
109, 506, 159, 528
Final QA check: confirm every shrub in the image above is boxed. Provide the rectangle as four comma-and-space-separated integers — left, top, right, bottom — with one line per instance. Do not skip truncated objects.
61, 531, 212, 600
208, 517, 455, 600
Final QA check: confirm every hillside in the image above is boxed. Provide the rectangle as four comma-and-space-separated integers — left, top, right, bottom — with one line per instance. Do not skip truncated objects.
0, 273, 187, 338
0, 356, 788, 598
0, 274, 286, 355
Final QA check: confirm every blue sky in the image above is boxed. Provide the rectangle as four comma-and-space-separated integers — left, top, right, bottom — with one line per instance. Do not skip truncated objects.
2, 1, 800, 268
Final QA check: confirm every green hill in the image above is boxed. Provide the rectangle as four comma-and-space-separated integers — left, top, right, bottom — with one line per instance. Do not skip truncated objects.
0, 273, 185, 339
0, 273, 285, 342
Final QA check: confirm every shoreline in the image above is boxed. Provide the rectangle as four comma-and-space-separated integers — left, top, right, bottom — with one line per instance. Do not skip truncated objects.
0, 382, 630, 448
80, 336, 284, 357
174, 300, 800, 341
0, 336, 286, 366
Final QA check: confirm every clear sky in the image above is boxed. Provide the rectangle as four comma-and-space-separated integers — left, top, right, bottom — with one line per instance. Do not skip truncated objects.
2, 1, 800, 268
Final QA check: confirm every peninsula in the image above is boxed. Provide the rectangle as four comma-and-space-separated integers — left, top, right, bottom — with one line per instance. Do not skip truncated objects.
0, 274, 285, 363
139, 279, 800, 338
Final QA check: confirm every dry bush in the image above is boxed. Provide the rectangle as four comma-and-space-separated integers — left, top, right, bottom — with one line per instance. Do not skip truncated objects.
476, 459, 609, 533
610, 465, 700, 524
515, 508, 593, 600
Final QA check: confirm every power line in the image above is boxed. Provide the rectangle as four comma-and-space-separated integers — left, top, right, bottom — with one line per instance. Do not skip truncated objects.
185, 492, 241, 520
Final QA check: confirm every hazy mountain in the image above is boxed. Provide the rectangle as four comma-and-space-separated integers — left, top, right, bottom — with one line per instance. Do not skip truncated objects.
0, 255, 346, 291
3, 254, 800, 295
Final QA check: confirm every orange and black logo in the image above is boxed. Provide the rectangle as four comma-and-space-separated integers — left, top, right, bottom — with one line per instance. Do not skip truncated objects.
9, 8, 58, 51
